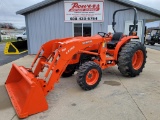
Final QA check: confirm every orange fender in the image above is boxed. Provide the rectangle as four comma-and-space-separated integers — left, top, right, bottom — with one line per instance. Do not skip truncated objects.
113, 36, 139, 60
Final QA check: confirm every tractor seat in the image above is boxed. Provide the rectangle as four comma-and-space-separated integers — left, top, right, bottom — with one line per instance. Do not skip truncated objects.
107, 32, 123, 49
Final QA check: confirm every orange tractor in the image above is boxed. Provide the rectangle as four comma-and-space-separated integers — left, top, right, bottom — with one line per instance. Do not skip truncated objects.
5, 8, 146, 118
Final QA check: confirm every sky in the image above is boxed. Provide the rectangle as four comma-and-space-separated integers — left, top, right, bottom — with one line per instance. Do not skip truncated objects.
0, 0, 160, 28
131, 0, 160, 28
0, 0, 43, 28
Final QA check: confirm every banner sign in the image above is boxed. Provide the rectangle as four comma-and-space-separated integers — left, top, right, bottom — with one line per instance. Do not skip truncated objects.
64, 1, 104, 22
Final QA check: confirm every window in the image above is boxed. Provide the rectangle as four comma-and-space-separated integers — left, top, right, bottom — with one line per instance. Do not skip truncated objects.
74, 23, 82, 36
73, 23, 92, 37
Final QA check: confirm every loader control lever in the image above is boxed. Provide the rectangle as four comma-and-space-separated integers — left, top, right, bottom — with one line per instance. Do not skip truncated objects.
98, 32, 107, 37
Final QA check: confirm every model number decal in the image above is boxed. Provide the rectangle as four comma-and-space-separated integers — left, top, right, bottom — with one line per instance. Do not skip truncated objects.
61, 48, 66, 52
66, 46, 75, 54
82, 40, 92, 44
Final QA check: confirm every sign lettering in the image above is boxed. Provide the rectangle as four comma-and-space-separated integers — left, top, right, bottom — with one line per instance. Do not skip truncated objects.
64, 1, 104, 22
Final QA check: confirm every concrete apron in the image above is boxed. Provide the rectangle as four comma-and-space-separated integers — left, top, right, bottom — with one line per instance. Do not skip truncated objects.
0, 48, 160, 120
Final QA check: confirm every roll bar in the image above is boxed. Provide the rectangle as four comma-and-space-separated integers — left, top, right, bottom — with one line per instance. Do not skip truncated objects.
112, 8, 138, 35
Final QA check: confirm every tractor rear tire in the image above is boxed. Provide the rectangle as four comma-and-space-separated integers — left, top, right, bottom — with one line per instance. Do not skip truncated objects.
62, 65, 75, 77
17, 37, 23, 41
118, 41, 147, 77
150, 42, 155, 45
77, 61, 102, 90
145, 40, 149, 45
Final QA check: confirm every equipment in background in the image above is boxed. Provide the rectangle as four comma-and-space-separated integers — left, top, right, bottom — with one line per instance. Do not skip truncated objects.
4, 40, 28, 55
145, 28, 160, 45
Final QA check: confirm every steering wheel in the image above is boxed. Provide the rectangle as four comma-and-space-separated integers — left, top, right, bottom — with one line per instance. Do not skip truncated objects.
98, 32, 110, 38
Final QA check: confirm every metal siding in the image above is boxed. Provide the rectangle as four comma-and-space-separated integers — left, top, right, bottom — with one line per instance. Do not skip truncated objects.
26, 1, 72, 54
25, 16, 31, 54
26, 0, 160, 54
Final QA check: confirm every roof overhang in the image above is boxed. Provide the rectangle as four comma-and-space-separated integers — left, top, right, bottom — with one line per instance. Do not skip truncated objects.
112, 0, 160, 17
17, 0, 160, 18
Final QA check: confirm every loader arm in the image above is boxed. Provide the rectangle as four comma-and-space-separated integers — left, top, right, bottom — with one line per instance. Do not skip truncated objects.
5, 35, 110, 118
30, 35, 110, 95
31, 37, 74, 76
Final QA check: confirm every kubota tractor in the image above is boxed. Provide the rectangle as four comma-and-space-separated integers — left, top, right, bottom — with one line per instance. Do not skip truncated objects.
5, 8, 147, 118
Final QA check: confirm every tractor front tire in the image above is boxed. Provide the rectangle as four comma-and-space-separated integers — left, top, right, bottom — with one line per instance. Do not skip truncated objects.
118, 41, 147, 77
62, 65, 75, 77
77, 61, 102, 90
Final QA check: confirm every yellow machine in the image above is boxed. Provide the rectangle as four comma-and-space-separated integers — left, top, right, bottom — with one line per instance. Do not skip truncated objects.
4, 40, 28, 55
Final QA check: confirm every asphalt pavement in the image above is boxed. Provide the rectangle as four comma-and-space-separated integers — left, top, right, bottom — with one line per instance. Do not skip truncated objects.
145, 43, 160, 51
0, 43, 28, 66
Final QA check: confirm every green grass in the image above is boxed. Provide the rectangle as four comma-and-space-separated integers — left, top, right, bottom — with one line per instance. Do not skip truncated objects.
0, 39, 16, 44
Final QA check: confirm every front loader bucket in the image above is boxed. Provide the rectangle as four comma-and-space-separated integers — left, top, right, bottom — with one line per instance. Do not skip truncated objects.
4, 40, 28, 55
5, 64, 48, 118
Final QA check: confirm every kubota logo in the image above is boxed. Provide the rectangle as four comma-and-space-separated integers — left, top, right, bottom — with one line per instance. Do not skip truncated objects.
69, 2, 100, 12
